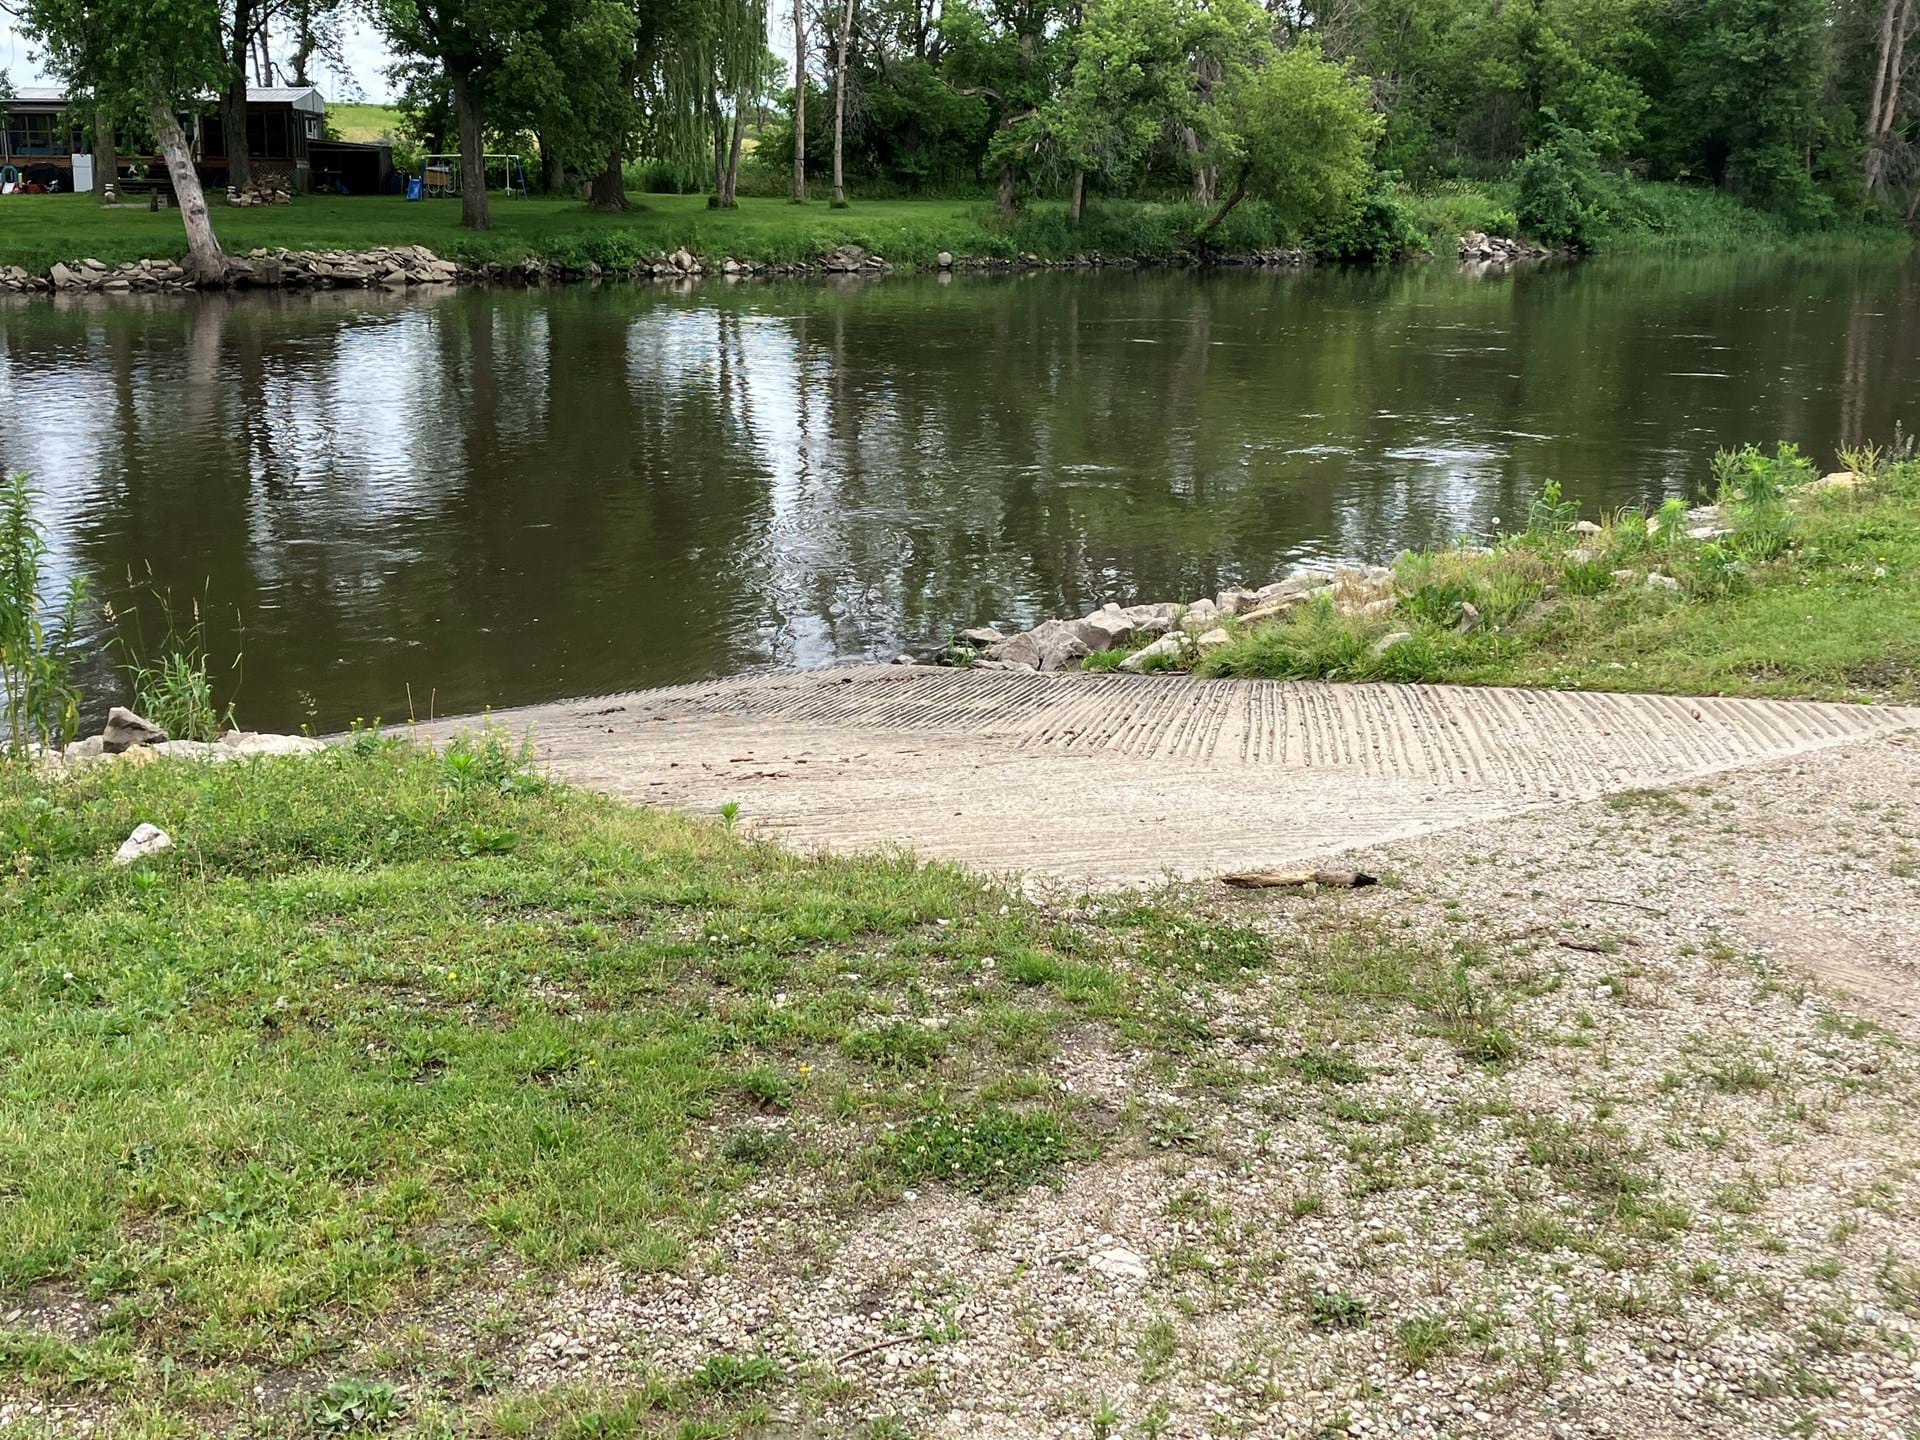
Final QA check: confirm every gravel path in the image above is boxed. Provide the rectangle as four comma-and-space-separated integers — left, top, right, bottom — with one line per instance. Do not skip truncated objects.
503, 728, 1920, 1438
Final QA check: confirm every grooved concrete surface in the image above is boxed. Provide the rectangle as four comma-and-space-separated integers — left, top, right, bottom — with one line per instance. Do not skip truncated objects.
477, 667, 1920, 887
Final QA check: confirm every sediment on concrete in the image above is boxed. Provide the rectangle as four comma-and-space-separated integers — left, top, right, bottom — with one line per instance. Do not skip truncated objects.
453, 667, 1920, 888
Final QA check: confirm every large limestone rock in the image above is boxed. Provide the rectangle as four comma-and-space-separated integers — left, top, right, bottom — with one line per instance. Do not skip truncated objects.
217, 731, 326, 756
101, 707, 167, 754
986, 619, 1090, 672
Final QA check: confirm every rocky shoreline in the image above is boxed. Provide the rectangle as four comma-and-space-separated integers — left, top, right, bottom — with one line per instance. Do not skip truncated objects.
2, 231, 1544, 297
913, 562, 1401, 674
43, 705, 324, 766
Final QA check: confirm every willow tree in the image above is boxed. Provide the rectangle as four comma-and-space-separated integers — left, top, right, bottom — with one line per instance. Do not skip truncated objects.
21, 0, 228, 276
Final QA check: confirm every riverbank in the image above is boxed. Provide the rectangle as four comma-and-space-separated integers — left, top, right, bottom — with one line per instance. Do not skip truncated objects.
3, 710, 1917, 1437
934, 442, 1920, 706
0, 183, 1904, 284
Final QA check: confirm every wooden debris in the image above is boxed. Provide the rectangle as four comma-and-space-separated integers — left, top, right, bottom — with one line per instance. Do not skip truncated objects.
1220, 868, 1377, 890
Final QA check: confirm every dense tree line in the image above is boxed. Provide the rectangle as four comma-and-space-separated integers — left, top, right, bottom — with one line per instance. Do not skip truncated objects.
773, 0, 1920, 227
14, 0, 1917, 277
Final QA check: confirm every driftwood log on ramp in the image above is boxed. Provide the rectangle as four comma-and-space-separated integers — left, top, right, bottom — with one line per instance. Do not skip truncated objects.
1219, 869, 1378, 890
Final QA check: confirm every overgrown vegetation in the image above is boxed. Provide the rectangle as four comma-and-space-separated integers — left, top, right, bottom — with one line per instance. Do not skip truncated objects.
1201, 439, 1920, 702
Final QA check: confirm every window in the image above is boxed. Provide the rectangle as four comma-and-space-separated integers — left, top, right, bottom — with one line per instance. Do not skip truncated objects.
245, 109, 291, 159
3, 111, 64, 157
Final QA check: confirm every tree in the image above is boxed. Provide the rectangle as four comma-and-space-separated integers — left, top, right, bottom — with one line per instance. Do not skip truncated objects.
831, 0, 856, 204
375, 0, 555, 229
1048, 0, 1267, 217
1195, 39, 1380, 242
1641, 0, 1832, 220
1865, 0, 1916, 193
221, 0, 258, 189
792, 0, 807, 199
938, 0, 1069, 212
20, 0, 229, 277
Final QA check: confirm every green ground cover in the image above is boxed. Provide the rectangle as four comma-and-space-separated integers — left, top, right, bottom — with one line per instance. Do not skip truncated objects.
0, 181, 1902, 275
0, 731, 1279, 1434
1198, 445, 1920, 704
324, 104, 407, 145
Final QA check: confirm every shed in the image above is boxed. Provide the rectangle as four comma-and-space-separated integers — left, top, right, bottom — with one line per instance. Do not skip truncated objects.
197, 86, 327, 192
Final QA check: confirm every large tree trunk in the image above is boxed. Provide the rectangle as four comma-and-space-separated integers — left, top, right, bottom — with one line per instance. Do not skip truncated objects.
146, 93, 225, 281
1868, 0, 1903, 189
540, 131, 564, 194
1068, 169, 1085, 224
1194, 177, 1247, 243
450, 69, 491, 230
710, 90, 728, 194
221, 0, 255, 190
791, 0, 807, 202
1183, 126, 1213, 205
831, 0, 854, 206
720, 95, 746, 207
994, 157, 1015, 213
92, 115, 117, 204
590, 137, 628, 210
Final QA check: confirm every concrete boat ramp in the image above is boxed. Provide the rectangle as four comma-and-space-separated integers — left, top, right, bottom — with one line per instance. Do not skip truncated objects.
470, 667, 1920, 888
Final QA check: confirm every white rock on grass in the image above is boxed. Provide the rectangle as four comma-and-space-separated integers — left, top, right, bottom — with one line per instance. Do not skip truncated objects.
1118, 634, 1184, 673
217, 732, 325, 756
112, 823, 172, 865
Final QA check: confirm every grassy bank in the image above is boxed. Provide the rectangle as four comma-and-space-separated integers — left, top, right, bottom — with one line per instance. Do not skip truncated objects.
1194, 443, 1920, 703
1, 178, 1905, 275
0, 732, 1274, 1433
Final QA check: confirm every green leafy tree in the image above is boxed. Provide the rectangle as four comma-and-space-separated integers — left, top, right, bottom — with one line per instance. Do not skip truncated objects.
1047, 0, 1267, 216
1196, 40, 1381, 243
1640, 0, 1834, 221
375, 0, 560, 228
939, 0, 1071, 211
20, 0, 228, 275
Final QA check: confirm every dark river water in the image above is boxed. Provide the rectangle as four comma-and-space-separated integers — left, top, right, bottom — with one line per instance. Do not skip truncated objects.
4, 253, 1914, 732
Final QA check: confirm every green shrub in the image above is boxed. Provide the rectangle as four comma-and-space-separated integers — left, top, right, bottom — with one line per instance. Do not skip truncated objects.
1514, 118, 1609, 248
1312, 177, 1425, 262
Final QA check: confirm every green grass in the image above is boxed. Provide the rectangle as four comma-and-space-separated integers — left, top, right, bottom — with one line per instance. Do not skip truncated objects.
325, 103, 406, 145
0, 732, 1271, 1432
6, 174, 1900, 274
0, 192, 1307, 273
1201, 453, 1920, 703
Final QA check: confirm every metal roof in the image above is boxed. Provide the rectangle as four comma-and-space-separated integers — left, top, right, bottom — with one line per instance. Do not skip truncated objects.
4, 84, 327, 112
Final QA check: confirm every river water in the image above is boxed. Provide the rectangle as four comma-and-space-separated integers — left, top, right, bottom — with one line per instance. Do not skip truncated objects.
3, 253, 1912, 731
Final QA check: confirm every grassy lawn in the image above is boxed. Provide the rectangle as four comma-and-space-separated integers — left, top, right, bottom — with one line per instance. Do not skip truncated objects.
325, 104, 406, 145
1196, 447, 1920, 704
0, 193, 1015, 273
0, 730, 1276, 1434
6, 179, 1901, 275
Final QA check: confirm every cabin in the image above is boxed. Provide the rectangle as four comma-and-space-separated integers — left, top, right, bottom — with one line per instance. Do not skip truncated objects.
1, 85, 393, 196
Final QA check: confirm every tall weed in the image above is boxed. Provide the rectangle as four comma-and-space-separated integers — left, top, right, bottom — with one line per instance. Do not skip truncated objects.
0, 473, 89, 755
